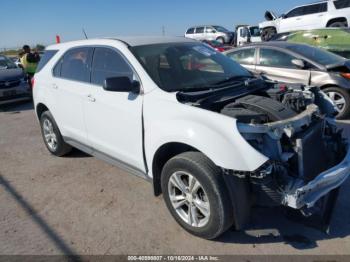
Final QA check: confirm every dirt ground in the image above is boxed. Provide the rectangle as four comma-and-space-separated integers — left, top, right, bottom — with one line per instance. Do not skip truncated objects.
0, 102, 350, 256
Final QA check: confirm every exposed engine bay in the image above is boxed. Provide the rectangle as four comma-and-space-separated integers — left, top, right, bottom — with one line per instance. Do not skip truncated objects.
177, 79, 349, 222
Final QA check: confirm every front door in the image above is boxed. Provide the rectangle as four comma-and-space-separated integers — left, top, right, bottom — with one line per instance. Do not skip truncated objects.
256, 48, 310, 84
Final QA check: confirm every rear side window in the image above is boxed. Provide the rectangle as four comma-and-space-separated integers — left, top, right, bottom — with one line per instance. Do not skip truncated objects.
59, 47, 93, 83
302, 3, 327, 15
186, 28, 195, 34
36, 50, 58, 73
91, 47, 134, 86
227, 49, 256, 65
196, 27, 205, 33
334, 0, 350, 9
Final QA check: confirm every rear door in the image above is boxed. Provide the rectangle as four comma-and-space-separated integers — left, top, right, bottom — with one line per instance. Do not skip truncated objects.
226, 48, 257, 73
83, 47, 145, 173
256, 47, 310, 84
51, 47, 93, 148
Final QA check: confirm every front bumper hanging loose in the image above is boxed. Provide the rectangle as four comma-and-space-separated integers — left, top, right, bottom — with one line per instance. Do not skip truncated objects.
284, 145, 350, 209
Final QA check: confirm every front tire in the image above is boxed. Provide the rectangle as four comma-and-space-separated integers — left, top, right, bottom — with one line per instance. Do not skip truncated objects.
262, 27, 276, 41
323, 87, 350, 119
40, 111, 72, 156
161, 152, 234, 239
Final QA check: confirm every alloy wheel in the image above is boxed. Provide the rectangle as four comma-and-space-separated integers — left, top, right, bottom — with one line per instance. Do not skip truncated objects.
42, 118, 58, 151
168, 171, 210, 228
326, 91, 346, 113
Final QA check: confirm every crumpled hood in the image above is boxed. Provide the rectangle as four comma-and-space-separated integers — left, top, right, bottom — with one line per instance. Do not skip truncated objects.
0, 68, 25, 81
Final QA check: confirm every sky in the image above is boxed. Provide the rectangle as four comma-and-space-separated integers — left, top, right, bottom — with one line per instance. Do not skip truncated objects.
0, 0, 309, 49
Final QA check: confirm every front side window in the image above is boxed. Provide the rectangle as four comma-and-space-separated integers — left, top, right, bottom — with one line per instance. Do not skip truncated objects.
196, 27, 205, 34
131, 43, 252, 92
59, 47, 93, 82
227, 49, 256, 65
286, 44, 345, 66
91, 47, 134, 86
334, 0, 350, 9
285, 7, 304, 18
259, 48, 297, 68
213, 26, 229, 33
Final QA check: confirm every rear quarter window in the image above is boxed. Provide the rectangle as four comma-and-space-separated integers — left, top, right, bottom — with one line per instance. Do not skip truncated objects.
36, 50, 58, 73
334, 0, 350, 9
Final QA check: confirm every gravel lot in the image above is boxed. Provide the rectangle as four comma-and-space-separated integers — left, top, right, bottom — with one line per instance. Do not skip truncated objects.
0, 102, 350, 256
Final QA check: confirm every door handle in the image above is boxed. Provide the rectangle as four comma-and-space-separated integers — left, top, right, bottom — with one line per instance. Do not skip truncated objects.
52, 84, 58, 89
87, 94, 96, 102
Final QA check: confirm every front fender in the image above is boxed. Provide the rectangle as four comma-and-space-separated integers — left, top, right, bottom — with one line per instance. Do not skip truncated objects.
144, 90, 268, 177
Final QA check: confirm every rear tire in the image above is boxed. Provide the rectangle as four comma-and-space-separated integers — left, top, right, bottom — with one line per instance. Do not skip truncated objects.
161, 152, 234, 239
40, 111, 72, 156
323, 87, 350, 119
328, 21, 347, 28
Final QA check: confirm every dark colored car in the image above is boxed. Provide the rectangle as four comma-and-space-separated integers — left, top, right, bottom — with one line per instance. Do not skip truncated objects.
0, 55, 31, 105
225, 42, 350, 118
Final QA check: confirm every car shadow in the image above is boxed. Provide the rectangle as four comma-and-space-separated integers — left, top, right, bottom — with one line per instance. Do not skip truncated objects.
0, 101, 34, 113
66, 148, 93, 159
216, 178, 350, 250
0, 174, 81, 260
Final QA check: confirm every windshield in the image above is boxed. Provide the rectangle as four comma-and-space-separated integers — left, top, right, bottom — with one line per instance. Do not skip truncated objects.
249, 27, 261, 37
213, 26, 229, 33
0, 56, 17, 69
286, 44, 346, 66
131, 43, 252, 92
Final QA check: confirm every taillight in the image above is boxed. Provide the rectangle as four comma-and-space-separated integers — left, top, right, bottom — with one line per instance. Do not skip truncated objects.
31, 77, 35, 88
341, 73, 350, 80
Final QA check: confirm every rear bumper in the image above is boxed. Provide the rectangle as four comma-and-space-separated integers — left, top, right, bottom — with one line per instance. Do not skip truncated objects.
283, 145, 350, 209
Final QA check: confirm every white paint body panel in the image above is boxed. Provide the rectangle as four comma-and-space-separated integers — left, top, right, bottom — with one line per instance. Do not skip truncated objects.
33, 38, 268, 179
259, 1, 350, 33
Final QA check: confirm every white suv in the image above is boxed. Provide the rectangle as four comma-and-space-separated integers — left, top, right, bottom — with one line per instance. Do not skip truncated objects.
260, 0, 350, 40
33, 37, 350, 239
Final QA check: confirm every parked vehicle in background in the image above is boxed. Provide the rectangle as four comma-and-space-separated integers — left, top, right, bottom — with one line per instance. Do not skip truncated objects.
34, 37, 350, 239
202, 40, 232, 52
185, 25, 234, 44
235, 25, 262, 46
260, 0, 350, 41
270, 28, 350, 59
225, 42, 350, 118
0, 55, 31, 105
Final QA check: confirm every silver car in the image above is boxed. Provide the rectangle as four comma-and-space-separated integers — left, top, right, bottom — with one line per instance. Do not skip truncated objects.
185, 25, 234, 44
0, 55, 31, 105
225, 42, 350, 119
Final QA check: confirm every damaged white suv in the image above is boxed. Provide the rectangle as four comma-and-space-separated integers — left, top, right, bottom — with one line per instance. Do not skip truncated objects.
33, 37, 350, 239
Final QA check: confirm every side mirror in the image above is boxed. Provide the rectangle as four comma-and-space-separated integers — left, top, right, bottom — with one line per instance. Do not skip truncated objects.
281, 13, 286, 19
291, 59, 305, 69
103, 76, 140, 93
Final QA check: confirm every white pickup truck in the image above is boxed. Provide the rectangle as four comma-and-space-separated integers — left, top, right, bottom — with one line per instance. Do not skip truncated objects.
33, 37, 350, 239
235, 25, 262, 46
260, 0, 350, 40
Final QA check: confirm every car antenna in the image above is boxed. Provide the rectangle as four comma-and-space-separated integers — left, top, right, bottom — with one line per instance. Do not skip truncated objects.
82, 28, 88, 39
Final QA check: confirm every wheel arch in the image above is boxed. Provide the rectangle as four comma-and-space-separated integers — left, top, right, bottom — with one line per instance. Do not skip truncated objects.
326, 17, 348, 27
36, 103, 50, 120
151, 142, 200, 196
